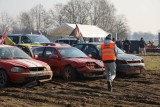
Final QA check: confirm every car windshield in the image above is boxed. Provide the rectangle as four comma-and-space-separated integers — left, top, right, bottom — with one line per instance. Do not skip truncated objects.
27, 35, 50, 43
58, 47, 88, 58
0, 47, 31, 59
94, 44, 101, 51
94, 44, 125, 54
116, 47, 125, 54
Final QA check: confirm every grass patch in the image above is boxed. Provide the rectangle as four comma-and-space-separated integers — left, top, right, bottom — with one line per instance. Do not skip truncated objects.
142, 56, 160, 71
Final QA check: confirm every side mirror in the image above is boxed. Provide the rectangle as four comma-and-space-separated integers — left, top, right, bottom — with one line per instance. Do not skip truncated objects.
34, 54, 38, 59
51, 55, 59, 59
88, 54, 92, 58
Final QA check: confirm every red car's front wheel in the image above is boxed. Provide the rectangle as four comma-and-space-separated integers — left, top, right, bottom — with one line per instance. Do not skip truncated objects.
63, 66, 77, 81
0, 70, 9, 88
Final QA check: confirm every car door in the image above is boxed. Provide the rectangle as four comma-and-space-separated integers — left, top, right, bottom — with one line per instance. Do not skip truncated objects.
36, 47, 61, 75
82, 44, 99, 59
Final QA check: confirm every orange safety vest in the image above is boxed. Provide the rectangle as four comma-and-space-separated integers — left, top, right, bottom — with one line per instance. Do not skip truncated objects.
101, 42, 116, 61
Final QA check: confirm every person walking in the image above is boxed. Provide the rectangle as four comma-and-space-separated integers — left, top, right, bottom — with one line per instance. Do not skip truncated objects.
123, 37, 131, 53
139, 37, 147, 56
100, 34, 117, 92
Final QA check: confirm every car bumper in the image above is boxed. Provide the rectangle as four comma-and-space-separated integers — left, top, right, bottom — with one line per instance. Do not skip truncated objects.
9, 70, 53, 83
117, 63, 145, 75
77, 67, 105, 77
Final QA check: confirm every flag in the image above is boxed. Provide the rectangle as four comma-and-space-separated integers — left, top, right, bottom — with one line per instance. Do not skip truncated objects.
4, 36, 15, 45
0, 35, 6, 44
75, 24, 83, 39
0, 28, 9, 44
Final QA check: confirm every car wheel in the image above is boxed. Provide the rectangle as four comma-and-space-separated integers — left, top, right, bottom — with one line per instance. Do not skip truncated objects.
63, 66, 77, 81
0, 70, 9, 88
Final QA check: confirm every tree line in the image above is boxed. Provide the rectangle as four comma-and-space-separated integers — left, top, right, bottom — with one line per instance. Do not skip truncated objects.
0, 0, 130, 38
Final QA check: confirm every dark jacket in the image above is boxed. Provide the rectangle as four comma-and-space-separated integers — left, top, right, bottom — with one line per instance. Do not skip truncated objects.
139, 40, 146, 48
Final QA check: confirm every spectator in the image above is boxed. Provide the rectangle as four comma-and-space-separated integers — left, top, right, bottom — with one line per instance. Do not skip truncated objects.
148, 41, 152, 48
123, 37, 131, 53
116, 38, 122, 49
148, 41, 152, 46
139, 37, 146, 56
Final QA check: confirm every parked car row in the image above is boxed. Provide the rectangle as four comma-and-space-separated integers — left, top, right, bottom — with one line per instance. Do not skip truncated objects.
0, 44, 105, 87
18, 42, 145, 75
0, 34, 145, 88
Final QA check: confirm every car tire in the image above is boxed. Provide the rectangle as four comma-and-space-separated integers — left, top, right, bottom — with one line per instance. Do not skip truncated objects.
0, 70, 9, 88
63, 66, 77, 81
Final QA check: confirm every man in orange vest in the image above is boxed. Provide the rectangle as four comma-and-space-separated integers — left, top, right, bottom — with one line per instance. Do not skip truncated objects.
100, 34, 117, 92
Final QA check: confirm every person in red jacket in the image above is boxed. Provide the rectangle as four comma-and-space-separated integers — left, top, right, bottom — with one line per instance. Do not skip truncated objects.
100, 34, 117, 92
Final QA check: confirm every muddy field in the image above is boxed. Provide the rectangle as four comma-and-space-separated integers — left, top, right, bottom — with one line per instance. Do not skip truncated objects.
0, 56, 160, 107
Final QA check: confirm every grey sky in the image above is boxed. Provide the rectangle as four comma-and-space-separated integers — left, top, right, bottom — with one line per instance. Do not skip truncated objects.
112, 0, 160, 34
0, 0, 159, 34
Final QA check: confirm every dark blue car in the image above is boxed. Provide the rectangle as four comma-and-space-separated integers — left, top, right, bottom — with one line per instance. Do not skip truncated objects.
74, 43, 145, 75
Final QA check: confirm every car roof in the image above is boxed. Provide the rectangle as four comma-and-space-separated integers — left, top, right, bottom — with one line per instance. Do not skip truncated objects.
0, 34, 44, 36
35, 45, 73, 49
0, 45, 14, 48
56, 37, 77, 40
76, 42, 102, 45
16, 43, 42, 47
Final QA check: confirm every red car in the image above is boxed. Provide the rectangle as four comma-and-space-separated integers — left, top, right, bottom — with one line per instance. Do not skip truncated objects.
0, 45, 53, 88
33, 46, 105, 81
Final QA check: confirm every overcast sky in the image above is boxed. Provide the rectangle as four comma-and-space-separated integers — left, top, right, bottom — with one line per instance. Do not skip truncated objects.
0, 0, 160, 34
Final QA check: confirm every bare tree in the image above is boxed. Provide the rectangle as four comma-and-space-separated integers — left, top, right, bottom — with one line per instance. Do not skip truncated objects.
0, 12, 14, 33
19, 12, 33, 33
0, 0, 130, 37
50, 4, 64, 26
114, 15, 130, 38
30, 4, 46, 32
88, 0, 116, 30
41, 10, 53, 35
59, 0, 90, 24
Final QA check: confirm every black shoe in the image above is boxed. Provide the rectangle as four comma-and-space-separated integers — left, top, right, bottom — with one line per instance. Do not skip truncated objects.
107, 81, 112, 92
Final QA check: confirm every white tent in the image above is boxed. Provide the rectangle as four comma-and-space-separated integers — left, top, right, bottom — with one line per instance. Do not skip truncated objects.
51, 23, 109, 38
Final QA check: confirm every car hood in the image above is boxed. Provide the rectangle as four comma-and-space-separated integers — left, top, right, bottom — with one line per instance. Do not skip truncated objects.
117, 54, 143, 61
1, 59, 47, 68
65, 58, 104, 66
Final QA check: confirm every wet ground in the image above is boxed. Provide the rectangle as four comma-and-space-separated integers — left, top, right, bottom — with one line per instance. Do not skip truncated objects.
0, 69, 160, 107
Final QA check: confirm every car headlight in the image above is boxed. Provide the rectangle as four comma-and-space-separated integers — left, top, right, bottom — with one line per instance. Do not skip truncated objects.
45, 65, 51, 71
97, 61, 104, 66
11, 67, 26, 72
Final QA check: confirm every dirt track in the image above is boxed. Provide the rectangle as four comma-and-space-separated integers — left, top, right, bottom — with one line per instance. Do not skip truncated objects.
0, 70, 160, 107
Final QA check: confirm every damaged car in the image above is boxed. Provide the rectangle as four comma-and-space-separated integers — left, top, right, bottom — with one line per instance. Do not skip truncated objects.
0, 45, 53, 88
33, 46, 105, 81
74, 43, 145, 75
